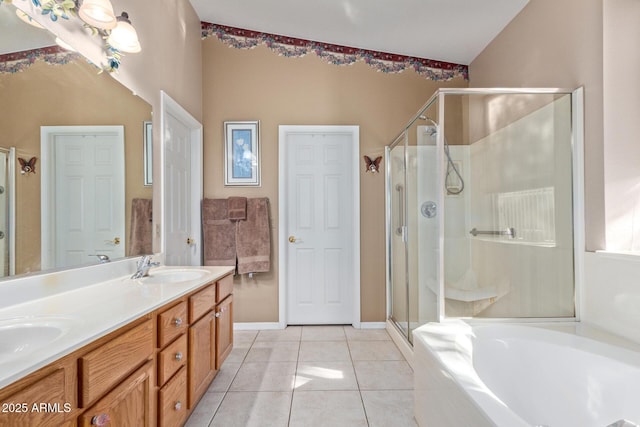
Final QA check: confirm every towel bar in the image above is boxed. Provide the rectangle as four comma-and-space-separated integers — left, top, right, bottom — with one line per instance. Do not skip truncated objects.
469, 227, 515, 238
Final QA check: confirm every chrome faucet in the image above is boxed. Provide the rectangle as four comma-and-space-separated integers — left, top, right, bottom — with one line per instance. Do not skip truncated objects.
131, 255, 160, 279
90, 254, 110, 263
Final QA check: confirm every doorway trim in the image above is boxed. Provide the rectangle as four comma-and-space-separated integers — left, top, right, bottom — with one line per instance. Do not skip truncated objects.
159, 91, 203, 265
278, 125, 361, 328
41, 125, 125, 270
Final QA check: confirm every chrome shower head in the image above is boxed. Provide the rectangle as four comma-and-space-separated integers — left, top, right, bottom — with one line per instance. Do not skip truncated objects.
418, 115, 439, 128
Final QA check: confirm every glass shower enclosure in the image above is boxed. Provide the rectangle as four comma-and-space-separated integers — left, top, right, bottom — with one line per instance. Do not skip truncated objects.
386, 88, 583, 344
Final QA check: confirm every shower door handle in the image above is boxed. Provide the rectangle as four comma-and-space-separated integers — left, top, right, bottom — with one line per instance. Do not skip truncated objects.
395, 184, 406, 241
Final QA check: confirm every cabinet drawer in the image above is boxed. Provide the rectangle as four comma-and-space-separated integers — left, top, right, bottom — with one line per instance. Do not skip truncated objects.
158, 366, 187, 427
79, 319, 153, 407
189, 283, 216, 323
216, 273, 233, 303
158, 301, 188, 348
158, 334, 187, 386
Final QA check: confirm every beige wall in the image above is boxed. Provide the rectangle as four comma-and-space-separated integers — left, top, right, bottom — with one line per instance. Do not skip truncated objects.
0, 60, 152, 274
469, 0, 604, 251
202, 38, 467, 323
108, 0, 203, 121
603, 0, 640, 250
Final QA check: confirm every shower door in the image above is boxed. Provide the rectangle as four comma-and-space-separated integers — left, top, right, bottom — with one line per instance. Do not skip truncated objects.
387, 126, 441, 343
387, 142, 409, 339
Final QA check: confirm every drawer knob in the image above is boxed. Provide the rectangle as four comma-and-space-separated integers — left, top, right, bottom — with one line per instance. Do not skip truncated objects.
175, 351, 183, 361
91, 414, 110, 426
215, 311, 221, 318
174, 401, 182, 411
173, 317, 183, 327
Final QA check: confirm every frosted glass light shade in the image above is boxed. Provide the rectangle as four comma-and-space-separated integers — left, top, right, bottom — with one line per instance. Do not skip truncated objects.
107, 13, 141, 53
79, 0, 117, 30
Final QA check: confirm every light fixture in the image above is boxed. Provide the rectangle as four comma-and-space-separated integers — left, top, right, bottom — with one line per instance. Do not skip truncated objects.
107, 12, 141, 53
15, 9, 45, 29
78, 0, 117, 30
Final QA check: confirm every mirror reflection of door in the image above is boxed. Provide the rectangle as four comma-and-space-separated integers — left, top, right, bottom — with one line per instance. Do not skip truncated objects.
41, 126, 125, 269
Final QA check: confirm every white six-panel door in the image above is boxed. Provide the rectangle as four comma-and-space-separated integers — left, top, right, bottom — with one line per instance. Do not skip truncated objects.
41, 126, 125, 269
161, 91, 203, 266
280, 126, 360, 325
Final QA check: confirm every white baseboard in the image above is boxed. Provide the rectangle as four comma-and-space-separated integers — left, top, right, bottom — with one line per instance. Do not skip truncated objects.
359, 322, 387, 329
234, 322, 386, 330
234, 322, 282, 331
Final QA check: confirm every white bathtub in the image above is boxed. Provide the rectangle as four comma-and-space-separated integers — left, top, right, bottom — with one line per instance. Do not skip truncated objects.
413, 321, 640, 427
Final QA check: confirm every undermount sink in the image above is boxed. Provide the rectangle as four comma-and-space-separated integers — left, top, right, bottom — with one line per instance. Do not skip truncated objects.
0, 317, 73, 363
140, 268, 210, 285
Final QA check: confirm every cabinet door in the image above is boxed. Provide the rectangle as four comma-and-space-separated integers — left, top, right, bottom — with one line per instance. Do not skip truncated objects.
0, 367, 74, 427
79, 361, 153, 427
215, 295, 233, 369
188, 312, 216, 409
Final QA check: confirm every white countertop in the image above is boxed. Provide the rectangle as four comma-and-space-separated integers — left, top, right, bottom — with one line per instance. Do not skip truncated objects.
0, 264, 235, 389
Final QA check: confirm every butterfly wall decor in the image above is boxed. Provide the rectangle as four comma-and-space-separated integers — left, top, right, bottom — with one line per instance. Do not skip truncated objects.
363, 155, 382, 173
18, 157, 37, 175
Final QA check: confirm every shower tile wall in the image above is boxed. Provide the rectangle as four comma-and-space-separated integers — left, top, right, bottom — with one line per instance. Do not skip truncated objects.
464, 95, 575, 318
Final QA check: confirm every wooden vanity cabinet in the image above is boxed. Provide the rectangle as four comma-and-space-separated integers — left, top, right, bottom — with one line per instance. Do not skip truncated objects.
0, 271, 234, 427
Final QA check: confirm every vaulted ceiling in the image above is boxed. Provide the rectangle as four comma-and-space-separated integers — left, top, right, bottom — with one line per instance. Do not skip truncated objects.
3, 0, 530, 64
189, 0, 529, 65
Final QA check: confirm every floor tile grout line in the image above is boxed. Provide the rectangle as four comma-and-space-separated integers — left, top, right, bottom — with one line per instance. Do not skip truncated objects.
286, 330, 302, 426
344, 327, 371, 427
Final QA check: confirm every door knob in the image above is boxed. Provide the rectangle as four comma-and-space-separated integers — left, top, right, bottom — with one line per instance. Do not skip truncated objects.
288, 235, 296, 243
186, 238, 194, 245
107, 237, 120, 245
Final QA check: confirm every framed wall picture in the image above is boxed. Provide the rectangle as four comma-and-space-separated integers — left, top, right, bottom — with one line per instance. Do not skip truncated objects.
224, 121, 260, 186
143, 121, 152, 186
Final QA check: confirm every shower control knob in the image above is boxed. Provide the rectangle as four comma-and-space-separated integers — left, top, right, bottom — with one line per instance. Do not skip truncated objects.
421, 201, 437, 218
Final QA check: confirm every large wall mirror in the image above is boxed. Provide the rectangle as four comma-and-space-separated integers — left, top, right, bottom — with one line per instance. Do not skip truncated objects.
0, 4, 152, 279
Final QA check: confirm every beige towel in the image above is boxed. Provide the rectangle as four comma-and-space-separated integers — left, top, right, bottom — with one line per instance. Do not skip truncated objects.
129, 198, 153, 256
236, 198, 270, 274
228, 197, 247, 221
202, 198, 236, 267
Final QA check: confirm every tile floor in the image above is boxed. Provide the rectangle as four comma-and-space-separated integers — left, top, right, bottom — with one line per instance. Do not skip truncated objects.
185, 325, 417, 427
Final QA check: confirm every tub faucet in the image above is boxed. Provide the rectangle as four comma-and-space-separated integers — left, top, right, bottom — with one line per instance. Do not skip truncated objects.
131, 255, 160, 279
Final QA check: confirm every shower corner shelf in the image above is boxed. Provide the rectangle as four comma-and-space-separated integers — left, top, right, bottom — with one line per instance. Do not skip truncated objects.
444, 286, 498, 303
